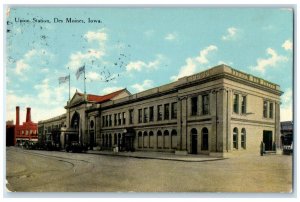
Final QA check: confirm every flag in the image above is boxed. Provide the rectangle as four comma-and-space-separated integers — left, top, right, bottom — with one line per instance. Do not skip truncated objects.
58, 75, 70, 85
76, 65, 85, 80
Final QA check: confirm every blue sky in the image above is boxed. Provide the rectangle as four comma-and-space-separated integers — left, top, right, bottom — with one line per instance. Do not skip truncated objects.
5, 7, 293, 123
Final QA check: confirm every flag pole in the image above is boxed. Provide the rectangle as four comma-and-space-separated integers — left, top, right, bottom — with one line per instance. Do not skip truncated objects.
84, 64, 86, 99
68, 68, 71, 128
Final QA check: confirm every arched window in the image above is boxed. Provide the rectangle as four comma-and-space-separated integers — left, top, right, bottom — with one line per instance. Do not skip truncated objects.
171, 130, 177, 149
149, 131, 154, 148
105, 134, 108, 147
157, 130, 162, 148
102, 134, 104, 146
233, 128, 238, 149
163, 130, 170, 149
143, 131, 148, 148
118, 133, 121, 147
109, 134, 112, 147
241, 128, 246, 149
138, 132, 143, 148
191, 128, 198, 154
201, 127, 209, 150
114, 133, 117, 145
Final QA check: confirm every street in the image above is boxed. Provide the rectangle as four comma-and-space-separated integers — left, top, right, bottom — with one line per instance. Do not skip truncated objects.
6, 147, 293, 192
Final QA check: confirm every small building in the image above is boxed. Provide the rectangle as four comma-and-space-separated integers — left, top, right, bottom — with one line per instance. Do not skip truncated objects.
38, 64, 282, 157
14, 106, 38, 145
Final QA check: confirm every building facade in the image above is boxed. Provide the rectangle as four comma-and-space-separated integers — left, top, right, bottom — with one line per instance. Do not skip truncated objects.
38, 65, 282, 156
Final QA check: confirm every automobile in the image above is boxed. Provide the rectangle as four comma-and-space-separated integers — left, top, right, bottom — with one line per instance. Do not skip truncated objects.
65, 141, 88, 153
283, 142, 293, 155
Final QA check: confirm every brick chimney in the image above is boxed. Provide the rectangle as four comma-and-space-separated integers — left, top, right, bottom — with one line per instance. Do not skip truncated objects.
16, 106, 20, 126
26, 107, 31, 122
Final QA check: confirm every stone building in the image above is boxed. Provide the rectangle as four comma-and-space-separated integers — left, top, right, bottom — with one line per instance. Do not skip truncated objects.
38, 64, 282, 156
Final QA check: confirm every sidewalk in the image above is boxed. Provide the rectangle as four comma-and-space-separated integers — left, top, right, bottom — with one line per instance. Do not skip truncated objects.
86, 150, 226, 162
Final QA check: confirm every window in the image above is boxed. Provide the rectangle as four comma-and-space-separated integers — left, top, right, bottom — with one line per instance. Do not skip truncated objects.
149, 106, 154, 122
118, 113, 121, 125
241, 128, 246, 149
241, 96, 247, 114
122, 112, 126, 125
201, 127, 209, 150
157, 105, 162, 121
233, 128, 238, 149
129, 109, 134, 124
114, 114, 117, 126
144, 108, 148, 123
263, 100, 268, 118
109, 115, 112, 126
191, 96, 198, 116
138, 132, 143, 148
269, 103, 273, 119
105, 115, 109, 127
114, 134, 117, 145
171, 102, 177, 119
138, 109, 142, 123
164, 103, 170, 120
233, 94, 239, 113
102, 116, 105, 127
202, 94, 209, 115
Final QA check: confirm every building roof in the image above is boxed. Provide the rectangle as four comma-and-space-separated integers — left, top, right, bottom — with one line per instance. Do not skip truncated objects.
77, 88, 126, 103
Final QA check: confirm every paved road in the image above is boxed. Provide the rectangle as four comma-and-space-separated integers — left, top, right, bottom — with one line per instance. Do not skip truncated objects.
6, 147, 292, 192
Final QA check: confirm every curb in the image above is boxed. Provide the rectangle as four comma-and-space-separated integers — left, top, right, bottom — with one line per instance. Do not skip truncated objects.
86, 151, 226, 162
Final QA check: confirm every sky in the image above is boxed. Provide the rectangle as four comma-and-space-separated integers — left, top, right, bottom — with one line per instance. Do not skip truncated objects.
5, 7, 293, 123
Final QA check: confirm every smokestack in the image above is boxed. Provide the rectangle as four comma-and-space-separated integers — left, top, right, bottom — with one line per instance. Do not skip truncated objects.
26, 107, 31, 122
16, 106, 20, 126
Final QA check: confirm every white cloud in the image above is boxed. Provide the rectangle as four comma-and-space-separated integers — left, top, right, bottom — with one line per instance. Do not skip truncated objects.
218, 60, 233, 66
164, 33, 177, 41
222, 27, 239, 41
251, 48, 288, 74
14, 49, 53, 75
84, 29, 107, 44
126, 54, 165, 72
67, 49, 105, 71
195, 45, 218, 64
280, 88, 293, 121
86, 71, 102, 81
282, 40, 293, 51
101, 86, 123, 94
15, 59, 29, 75
67, 29, 108, 71
131, 80, 153, 92
170, 45, 218, 81
170, 58, 196, 81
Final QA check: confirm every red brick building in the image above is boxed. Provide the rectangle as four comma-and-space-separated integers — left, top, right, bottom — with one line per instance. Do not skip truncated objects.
14, 106, 38, 145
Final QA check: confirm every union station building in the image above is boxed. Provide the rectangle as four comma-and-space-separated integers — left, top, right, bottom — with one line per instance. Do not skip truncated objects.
38, 64, 282, 156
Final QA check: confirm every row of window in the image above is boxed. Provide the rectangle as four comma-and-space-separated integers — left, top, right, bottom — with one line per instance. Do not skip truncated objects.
138, 102, 177, 124
190, 94, 210, 116
137, 130, 178, 149
102, 102, 178, 127
102, 112, 126, 127
232, 128, 246, 149
18, 130, 37, 136
263, 100, 274, 119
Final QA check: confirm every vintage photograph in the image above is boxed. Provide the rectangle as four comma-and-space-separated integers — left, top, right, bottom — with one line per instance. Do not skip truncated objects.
5, 6, 293, 193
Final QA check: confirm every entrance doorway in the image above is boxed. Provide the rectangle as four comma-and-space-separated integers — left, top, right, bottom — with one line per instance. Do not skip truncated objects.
263, 130, 273, 151
191, 128, 198, 154
89, 131, 94, 150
